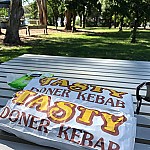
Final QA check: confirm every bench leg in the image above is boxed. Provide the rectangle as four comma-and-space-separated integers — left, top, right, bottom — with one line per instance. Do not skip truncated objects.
46, 26, 48, 34
44, 29, 48, 34
28, 28, 30, 36
26, 28, 28, 35
44, 26, 48, 34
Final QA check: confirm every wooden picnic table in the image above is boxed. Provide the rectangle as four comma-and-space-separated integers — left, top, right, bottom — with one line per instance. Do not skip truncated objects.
0, 54, 150, 150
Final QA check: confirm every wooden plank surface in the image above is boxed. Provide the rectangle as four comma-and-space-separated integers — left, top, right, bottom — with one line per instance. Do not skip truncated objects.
0, 54, 150, 150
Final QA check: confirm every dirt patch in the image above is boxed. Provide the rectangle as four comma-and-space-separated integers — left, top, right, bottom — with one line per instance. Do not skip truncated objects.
0, 27, 87, 44
0, 28, 62, 43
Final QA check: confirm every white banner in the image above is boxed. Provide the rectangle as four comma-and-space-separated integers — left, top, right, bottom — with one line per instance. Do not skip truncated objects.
0, 77, 136, 149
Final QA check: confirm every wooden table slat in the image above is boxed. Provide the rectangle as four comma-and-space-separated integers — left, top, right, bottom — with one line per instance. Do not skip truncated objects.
5, 58, 150, 72
3, 60, 150, 78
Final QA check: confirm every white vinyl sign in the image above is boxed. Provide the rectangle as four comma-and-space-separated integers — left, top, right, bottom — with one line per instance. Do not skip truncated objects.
0, 77, 136, 150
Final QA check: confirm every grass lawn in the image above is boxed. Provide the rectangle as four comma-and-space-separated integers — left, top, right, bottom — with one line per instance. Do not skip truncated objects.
0, 27, 149, 63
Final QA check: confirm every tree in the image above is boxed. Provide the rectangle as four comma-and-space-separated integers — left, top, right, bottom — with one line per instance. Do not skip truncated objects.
47, 0, 61, 29
130, 0, 143, 43
0, 8, 8, 35
101, 0, 114, 28
114, 0, 129, 31
58, 2, 65, 27
36, 0, 47, 25
24, 1, 38, 19
76, 0, 101, 28
86, 1, 101, 27
64, 0, 99, 30
3, 0, 24, 45
30, 1, 38, 19
64, 0, 78, 31
140, 0, 150, 29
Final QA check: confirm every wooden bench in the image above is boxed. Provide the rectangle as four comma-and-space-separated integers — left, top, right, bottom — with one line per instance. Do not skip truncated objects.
25, 19, 48, 36
26, 25, 48, 36
0, 54, 150, 149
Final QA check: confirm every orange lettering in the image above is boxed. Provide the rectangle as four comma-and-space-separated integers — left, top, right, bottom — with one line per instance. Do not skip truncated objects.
25, 95, 51, 113
50, 79, 69, 87
69, 83, 89, 92
77, 106, 100, 126
90, 85, 103, 93
48, 101, 76, 123
12, 90, 36, 105
39, 77, 57, 86
108, 89, 127, 98
100, 112, 127, 136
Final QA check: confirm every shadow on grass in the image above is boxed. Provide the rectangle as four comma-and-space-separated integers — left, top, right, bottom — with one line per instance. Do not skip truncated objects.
25, 33, 150, 60
0, 29, 150, 63
84, 29, 150, 40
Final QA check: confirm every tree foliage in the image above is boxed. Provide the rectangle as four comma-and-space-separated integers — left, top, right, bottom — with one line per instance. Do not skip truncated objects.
3, 0, 150, 45
47, 0, 62, 28
24, 0, 150, 31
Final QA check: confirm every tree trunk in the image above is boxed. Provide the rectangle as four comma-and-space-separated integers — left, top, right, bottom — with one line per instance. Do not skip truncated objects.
72, 12, 76, 32
65, 9, 72, 30
131, 18, 138, 43
114, 13, 117, 28
36, 0, 47, 25
52, 16, 55, 26
55, 16, 58, 29
143, 19, 147, 29
3, 0, 24, 45
95, 16, 98, 27
60, 13, 64, 27
79, 14, 82, 27
37, 0, 43, 24
42, 0, 47, 25
119, 16, 124, 31
108, 15, 112, 29
83, 14, 86, 28
108, 18, 112, 29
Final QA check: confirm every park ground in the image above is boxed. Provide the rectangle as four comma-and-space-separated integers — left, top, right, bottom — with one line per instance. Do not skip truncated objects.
0, 26, 149, 63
